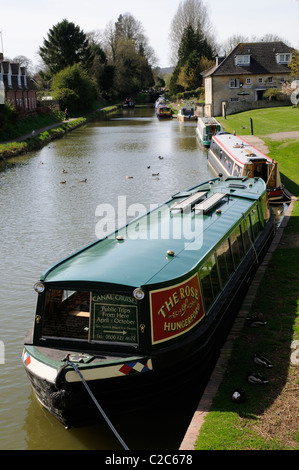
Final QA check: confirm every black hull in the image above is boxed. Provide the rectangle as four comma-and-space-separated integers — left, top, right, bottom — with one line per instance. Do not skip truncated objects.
25, 215, 274, 428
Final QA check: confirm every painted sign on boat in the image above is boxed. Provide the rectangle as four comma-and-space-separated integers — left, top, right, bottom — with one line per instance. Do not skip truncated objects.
149, 273, 205, 345
91, 293, 138, 344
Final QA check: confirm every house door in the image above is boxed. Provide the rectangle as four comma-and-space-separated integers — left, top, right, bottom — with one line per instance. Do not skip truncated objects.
255, 89, 265, 100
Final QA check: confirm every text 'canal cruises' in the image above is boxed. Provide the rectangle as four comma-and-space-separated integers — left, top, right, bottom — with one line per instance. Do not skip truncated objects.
22, 175, 275, 428
208, 132, 291, 203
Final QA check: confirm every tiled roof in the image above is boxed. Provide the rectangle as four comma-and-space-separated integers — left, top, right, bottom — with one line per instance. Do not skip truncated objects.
204, 41, 293, 77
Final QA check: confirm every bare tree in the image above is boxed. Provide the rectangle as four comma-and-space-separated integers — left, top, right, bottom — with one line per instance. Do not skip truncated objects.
220, 33, 293, 56
220, 35, 250, 55
169, 0, 216, 64
103, 13, 157, 66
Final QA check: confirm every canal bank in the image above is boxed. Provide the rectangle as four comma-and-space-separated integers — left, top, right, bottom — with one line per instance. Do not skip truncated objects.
0, 105, 118, 160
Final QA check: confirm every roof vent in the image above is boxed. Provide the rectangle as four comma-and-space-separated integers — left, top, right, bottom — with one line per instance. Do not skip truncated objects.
194, 192, 227, 214
170, 191, 207, 212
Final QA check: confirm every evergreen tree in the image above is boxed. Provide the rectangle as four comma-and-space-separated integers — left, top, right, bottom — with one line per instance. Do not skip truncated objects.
39, 19, 92, 75
170, 24, 215, 94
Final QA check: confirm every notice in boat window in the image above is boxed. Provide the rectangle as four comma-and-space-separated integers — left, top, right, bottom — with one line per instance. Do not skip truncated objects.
90, 293, 138, 344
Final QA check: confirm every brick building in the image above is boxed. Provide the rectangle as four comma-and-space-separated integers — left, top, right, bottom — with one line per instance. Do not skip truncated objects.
0, 52, 37, 112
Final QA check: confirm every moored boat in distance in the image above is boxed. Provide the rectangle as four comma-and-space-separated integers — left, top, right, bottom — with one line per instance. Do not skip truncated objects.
156, 103, 172, 118
155, 96, 172, 118
196, 117, 222, 146
208, 133, 291, 203
121, 97, 134, 108
177, 107, 197, 121
23, 175, 275, 428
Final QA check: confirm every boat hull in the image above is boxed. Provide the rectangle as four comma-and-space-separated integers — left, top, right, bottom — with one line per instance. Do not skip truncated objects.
23, 212, 274, 428
196, 127, 210, 146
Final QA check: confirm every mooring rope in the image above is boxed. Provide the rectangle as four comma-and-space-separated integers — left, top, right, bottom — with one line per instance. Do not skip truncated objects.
66, 360, 129, 450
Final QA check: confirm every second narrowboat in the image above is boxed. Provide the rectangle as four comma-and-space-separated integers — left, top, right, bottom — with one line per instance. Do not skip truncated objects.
208, 132, 291, 203
22, 176, 274, 429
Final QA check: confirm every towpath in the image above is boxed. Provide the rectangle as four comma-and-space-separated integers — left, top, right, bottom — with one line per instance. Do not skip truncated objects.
242, 130, 299, 154
0, 118, 77, 145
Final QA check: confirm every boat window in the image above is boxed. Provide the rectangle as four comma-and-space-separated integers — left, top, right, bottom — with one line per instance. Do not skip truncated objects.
241, 216, 252, 252
216, 238, 234, 287
222, 153, 233, 171
42, 289, 90, 340
250, 206, 261, 239
199, 254, 221, 313
233, 164, 242, 176
261, 194, 270, 222
230, 225, 244, 268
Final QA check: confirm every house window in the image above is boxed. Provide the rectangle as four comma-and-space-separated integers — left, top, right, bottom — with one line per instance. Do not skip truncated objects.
258, 77, 263, 84
276, 53, 292, 64
231, 97, 240, 102
246, 78, 252, 85
235, 55, 250, 66
268, 77, 273, 84
229, 79, 239, 88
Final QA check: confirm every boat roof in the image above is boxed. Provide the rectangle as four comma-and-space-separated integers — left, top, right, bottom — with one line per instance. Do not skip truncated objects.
198, 117, 221, 125
212, 133, 275, 166
42, 177, 266, 289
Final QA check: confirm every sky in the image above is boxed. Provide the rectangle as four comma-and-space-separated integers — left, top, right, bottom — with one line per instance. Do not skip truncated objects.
0, 0, 298, 69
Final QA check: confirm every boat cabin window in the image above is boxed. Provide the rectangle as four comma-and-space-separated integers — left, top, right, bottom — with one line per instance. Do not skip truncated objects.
241, 216, 252, 252
262, 194, 270, 222
42, 289, 90, 340
250, 206, 261, 239
216, 238, 234, 287
233, 164, 242, 176
199, 254, 221, 313
229, 225, 244, 268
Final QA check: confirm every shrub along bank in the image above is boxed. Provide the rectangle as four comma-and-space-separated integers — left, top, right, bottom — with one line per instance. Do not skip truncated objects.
0, 117, 87, 160
0, 104, 118, 160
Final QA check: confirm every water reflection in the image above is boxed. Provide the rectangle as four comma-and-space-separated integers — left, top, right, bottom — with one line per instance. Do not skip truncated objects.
0, 107, 213, 449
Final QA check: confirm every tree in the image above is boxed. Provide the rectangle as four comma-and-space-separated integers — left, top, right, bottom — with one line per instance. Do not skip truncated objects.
289, 49, 299, 79
51, 64, 97, 113
169, 0, 217, 65
169, 24, 215, 94
102, 13, 155, 96
39, 19, 92, 75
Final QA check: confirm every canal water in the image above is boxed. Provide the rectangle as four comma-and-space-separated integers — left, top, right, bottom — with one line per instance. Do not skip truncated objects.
0, 106, 214, 450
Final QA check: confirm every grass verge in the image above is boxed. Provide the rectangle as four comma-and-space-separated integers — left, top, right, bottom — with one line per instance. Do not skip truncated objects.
217, 105, 299, 136
0, 117, 87, 159
194, 137, 299, 450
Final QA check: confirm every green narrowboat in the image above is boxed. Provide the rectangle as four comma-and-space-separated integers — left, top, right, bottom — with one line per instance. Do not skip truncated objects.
196, 117, 222, 146
22, 176, 274, 428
